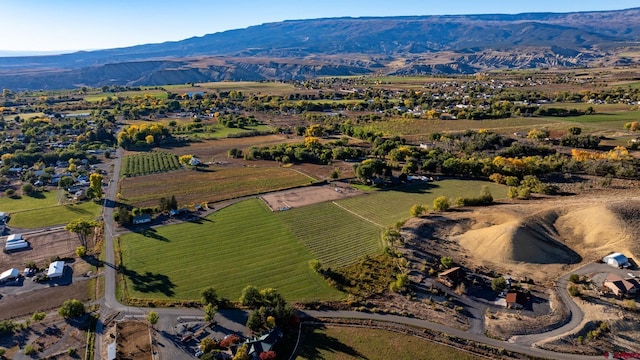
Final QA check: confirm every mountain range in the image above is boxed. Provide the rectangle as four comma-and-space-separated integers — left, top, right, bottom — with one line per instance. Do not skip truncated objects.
2, 8, 640, 90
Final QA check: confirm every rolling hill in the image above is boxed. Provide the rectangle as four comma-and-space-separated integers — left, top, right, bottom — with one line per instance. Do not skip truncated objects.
1, 8, 640, 89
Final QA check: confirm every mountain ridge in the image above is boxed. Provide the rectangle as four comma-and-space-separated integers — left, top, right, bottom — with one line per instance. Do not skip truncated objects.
1, 8, 640, 90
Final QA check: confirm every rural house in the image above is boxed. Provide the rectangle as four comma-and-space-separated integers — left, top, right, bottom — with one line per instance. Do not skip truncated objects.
438, 267, 466, 288
47, 261, 66, 279
505, 291, 529, 309
603, 273, 639, 298
245, 327, 283, 359
133, 214, 152, 225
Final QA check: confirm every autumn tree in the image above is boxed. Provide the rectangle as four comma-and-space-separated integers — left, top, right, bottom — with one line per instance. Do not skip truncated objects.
88, 173, 103, 200
65, 219, 99, 247
146, 311, 159, 326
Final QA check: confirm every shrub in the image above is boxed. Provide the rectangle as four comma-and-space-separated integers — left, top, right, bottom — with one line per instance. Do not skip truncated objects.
440, 256, 453, 269
24, 344, 36, 355
31, 312, 46, 322
4, 189, 15, 197
568, 285, 581, 297
22, 183, 34, 195
410, 204, 427, 217
491, 277, 507, 293
75, 246, 87, 257
569, 274, 580, 284
432, 196, 450, 211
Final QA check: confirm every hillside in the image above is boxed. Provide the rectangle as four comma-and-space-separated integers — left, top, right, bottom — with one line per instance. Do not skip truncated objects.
1, 8, 640, 89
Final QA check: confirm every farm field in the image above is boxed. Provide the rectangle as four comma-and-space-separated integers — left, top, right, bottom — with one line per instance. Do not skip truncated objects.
358, 117, 556, 137
121, 151, 181, 177
187, 124, 274, 140
84, 89, 168, 102
295, 326, 480, 360
118, 199, 343, 301
118, 165, 314, 207
336, 179, 507, 228
277, 201, 383, 269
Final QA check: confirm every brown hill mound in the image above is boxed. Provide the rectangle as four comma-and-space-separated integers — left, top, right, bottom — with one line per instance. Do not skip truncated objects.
457, 216, 580, 265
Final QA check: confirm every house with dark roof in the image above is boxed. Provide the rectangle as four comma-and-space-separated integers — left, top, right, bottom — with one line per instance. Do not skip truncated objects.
603, 273, 639, 298
437, 267, 465, 288
133, 214, 152, 225
245, 327, 283, 359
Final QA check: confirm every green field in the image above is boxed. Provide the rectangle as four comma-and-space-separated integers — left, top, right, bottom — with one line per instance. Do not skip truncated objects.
0, 190, 102, 228
336, 179, 507, 227
119, 199, 344, 301
84, 90, 168, 102
295, 326, 481, 360
358, 117, 555, 137
9, 201, 102, 228
277, 202, 382, 269
121, 151, 181, 177
541, 110, 640, 125
188, 124, 274, 140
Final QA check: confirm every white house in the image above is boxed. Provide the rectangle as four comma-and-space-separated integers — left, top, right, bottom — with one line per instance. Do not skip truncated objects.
47, 261, 66, 278
0, 268, 20, 282
603, 253, 630, 268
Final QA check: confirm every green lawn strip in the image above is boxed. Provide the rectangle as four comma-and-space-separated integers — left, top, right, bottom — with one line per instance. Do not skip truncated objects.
188, 124, 274, 139
119, 199, 343, 302
9, 201, 102, 228
539, 110, 640, 126
120, 167, 313, 206
296, 326, 480, 360
337, 180, 507, 228
0, 190, 62, 213
357, 117, 557, 136
277, 202, 383, 269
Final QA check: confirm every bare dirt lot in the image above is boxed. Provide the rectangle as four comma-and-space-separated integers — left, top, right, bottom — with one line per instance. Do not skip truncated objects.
0, 313, 89, 359
261, 182, 360, 210
0, 229, 95, 321
112, 321, 152, 360
0, 229, 81, 269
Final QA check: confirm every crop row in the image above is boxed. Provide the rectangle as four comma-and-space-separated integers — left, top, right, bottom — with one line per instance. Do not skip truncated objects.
278, 202, 382, 269
121, 151, 181, 177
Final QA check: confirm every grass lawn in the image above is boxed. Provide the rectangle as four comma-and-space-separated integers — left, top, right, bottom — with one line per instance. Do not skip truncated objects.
8, 201, 102, 228
277, 202, 383, 269
336, 179, 507, 228
295, 326, 480, 360
119, 166, 314, 207
119, 199, 343, 302
0, 190, 62, 212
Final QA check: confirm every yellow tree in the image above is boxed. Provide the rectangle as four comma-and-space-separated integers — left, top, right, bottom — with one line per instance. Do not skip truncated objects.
89, 173, 103, 199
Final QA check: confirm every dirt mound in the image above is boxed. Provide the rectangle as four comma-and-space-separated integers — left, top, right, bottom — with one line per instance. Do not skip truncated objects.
555, 203, 635, 259
456, 199, 638, 265
457, 214, 581, 265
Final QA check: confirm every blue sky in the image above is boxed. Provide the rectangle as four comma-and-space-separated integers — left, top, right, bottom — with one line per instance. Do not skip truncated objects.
3, 0, 639, 53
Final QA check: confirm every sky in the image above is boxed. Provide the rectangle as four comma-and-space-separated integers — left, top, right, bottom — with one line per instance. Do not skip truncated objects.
2, 0, 639, 54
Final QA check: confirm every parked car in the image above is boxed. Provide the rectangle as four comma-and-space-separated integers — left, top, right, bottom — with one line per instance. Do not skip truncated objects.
180, 334, 192, 343
194, 350, 203, 358
628, 273, 637, 278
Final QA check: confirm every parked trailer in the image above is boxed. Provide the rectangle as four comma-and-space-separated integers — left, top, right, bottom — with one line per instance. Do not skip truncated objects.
5, 240, 29, 251
6, 234, 23, 242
